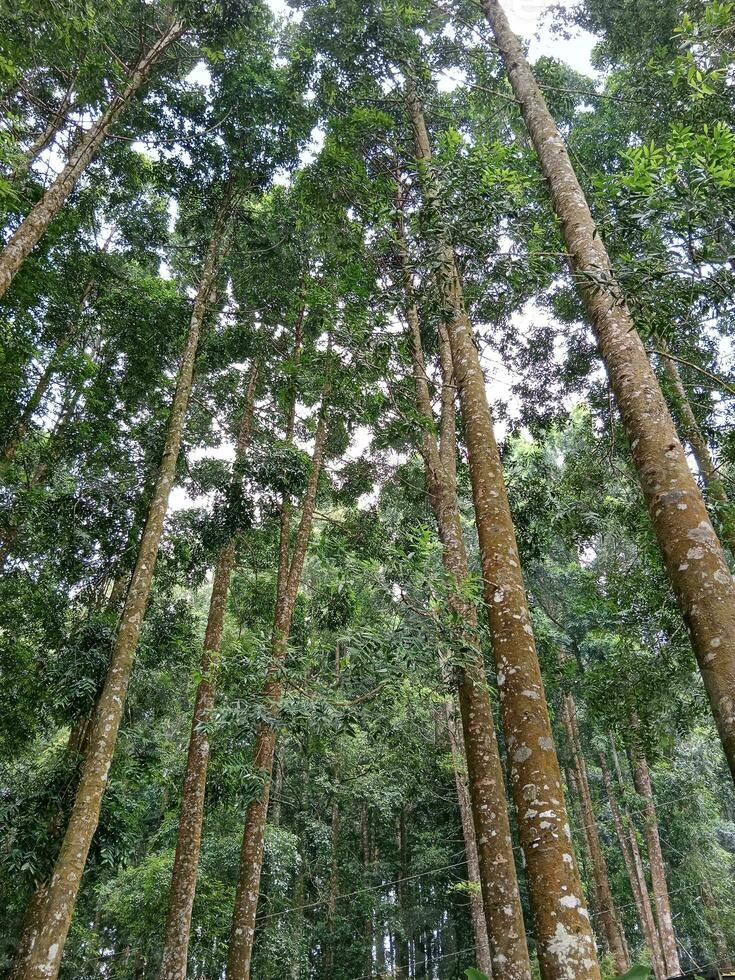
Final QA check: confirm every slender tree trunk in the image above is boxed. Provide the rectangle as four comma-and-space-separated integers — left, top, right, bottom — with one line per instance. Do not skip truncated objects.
481, 0, 735, 785
561, 697, 628, 973
23, 209, 226, 980
225, 390, 330, 980
394, 188, 530, 980
599, 754, 666, 980
159, 366, 258, 980
405, 81, 598, 980
445, 705, 493, 978
0, 19, 186, 300
8, 79, 78, 185
629, 738, 681, 977
655, 337, 735, 556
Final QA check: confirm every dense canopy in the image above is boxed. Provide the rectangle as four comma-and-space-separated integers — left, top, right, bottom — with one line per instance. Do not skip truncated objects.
1, 0, 735, 978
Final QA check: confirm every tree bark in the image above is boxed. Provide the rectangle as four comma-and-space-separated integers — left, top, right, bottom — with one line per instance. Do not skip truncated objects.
0, 19, 186, 300
599, 754, 666, 980
481, 0, 735, 785
655, 337, 735, 557
225, 388, 330, 980
8, 73, 79, 184
629, 738, 681, 977
159, 366, 258, 980
405, 81, 599, 980
394, 186, 529, 980
561, 697, 628, 973
23, 207, 226, 980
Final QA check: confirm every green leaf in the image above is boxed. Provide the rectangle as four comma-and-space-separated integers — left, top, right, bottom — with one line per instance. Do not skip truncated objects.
614, 966, 651, 980
465, 970, 491, 980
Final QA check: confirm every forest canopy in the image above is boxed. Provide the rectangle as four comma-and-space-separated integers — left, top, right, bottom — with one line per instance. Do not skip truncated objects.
1, 0, 735, 978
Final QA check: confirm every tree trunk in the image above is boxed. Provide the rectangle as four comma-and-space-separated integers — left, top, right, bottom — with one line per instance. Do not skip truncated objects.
599, 754, 666, 980
0, 19, 186, 300
23, 207, 226, 980
561, 697, 628, 973
445, 698, 493, 978
8, 882, 49, 980
629, 739, 681, 976
405, 81, 599, 980
8, 75, 78, 184
362, 802, 374, 977
159, 366, 258, 980
225, 389, 330, 980
655, 337, 735, 557
394, 185, 530, 980
481, 0, 735, 785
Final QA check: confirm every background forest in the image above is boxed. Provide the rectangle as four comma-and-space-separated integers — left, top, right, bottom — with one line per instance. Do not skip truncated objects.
1, 0, 735, 978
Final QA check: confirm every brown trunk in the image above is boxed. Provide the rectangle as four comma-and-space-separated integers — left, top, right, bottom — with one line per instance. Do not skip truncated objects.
629, 738, 681, 976
656, 337, 735, 557
481, 0, 735, 785
23, 207, 227, 980
9, 76, 78, 184
0, 20, 186, 299
8, 882, 49, 980
599, 754, 666, 980
561, 697, 628, 972
699, 881, 732, 970
159, 366, 258, 980
445, 703, 494, 978
405, 81, 599, 980
394, 183, 530, 980
225, 389, 330, 980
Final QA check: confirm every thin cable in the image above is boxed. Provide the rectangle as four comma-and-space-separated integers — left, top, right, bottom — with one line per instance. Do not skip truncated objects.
346, 944, 478, 980
258, 859, 470, 921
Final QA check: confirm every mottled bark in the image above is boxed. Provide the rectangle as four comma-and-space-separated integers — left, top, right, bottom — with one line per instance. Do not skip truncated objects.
159, 366, 258, 980
226, 391, 330, 980
599, 754, 665, 980
0, 20, 185, 300
656, 337, 735, 557
395, 189, 530, 980
405, 81, 599, 980
481, 0, 735, 785
629, 740, 681, 976
561, 697, 628, 973
23, 210, 225, 980
9, 883, 49, 980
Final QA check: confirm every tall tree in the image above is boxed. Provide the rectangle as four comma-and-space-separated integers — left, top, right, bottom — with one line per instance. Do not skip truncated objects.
22, 188, 234, 980
480, 0, 735, 784
405, 79, 600, 980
